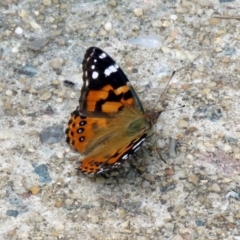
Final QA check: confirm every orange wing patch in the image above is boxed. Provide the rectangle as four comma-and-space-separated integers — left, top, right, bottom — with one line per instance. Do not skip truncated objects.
66, 112, 108, 154
85, 84, 134, 113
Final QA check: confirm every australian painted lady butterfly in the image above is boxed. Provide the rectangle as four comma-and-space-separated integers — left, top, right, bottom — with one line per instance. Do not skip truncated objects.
65, 47, 162, 174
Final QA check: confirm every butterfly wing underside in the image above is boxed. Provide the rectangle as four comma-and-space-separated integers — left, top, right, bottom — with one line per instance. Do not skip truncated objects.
66, 47, 149, 174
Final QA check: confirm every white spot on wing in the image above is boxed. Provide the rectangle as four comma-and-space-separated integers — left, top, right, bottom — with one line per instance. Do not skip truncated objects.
85, 71, 88, 77
132, 138, 145, 150
91, 65, 95, 69
99, 53, 107, 59
92, 71, 99, 79
122, 154, 128, 160
104, 65, 117, 76
114, 64, 119, 69
94, 59, 97, 63
134, 147, 140, 152
104, 68, 111, 76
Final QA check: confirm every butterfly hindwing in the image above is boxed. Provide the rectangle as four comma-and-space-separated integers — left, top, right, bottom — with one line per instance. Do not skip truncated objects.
80, 132, 147, 174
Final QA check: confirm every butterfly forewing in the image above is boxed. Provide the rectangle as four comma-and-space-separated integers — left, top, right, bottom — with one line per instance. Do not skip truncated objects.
80, 47, 144, 114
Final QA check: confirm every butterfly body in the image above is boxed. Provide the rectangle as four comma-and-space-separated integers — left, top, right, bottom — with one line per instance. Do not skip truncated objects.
66, 47, 156, 174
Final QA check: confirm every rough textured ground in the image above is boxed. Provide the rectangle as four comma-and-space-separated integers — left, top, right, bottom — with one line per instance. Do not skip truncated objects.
1, 0, 240, 239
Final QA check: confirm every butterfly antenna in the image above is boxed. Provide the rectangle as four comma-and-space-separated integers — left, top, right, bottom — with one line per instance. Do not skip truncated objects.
153, 70, 176, 111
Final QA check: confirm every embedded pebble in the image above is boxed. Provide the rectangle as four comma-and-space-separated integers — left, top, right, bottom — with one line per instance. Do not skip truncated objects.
39, 125, 64, 144
6, 210, 19, 217
198, 0, 212, 7
134, 8, 143, 17
211, 183, 221, 193
28, 38, 49, 51
29, 186, 41, 195
6, 89, 13, 96
178, 120, 189, 128
104, 22, 112, 31
142, 180, 150, 188
188, 174, 200, 185
178, 208, 187, 217
42, 0, 52, 6
55, 199, 64, 208
55, 97, 63, 103
39, 92, 52, 101
107, 0, 117, 7
33, 164, 52, 183
15, 27, 23, 35
49, 57, 64, 69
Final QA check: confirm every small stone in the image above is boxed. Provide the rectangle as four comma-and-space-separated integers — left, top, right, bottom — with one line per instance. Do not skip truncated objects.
176, 7, 188, 14
215, 47, 223, 52
197, 194, 206, 204
172, 235, 183, 240
104, 22, 112, 31
177, 133, 184, 139
29, 186, 41, 195
225, 215, 234, 223
181, 0, 192, 7
39, 125, 64, 144
162, 21, 170, 27
6, 90, 13, 96
39, 92, 52, 101
99, 30, 107, 36
144, 174, 155, 182
165, 168, 175, 176
107, 0, 117, 7
49, 57, 64, 69
142, 180, 150, 188
33, 164, 52, 183
90, 216, 99, 223
52, 231, 60, 237
208, 18, 221, 25
65, 198, 74, 206
42, 0, 52, 6
56, 151, 64, 159
55, 97, 63, 103
188, 174, 200, 185
54, 199, 63, 208
207, 192, 221, 200
6, 210, 19, 217
15, 27, 23, 35
134, 8, 143, 17
202, 88, 210, 95
28, 147, 35, 153
28, 38, 49, 51
185, 127, 198, 134
178, 208, 187, 216
211, 183, 221, 193
70, 92, 76, 99
170, 15, 178, 20
0, 129, 15, 139
118, 208, 126, 219
235, 212, 240, 219
198, 0, 212, 7
223, 144, 232, 153
178, 120, 188, 128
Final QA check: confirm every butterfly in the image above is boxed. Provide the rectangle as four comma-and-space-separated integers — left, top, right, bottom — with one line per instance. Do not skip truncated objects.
65, 47, 162, 174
